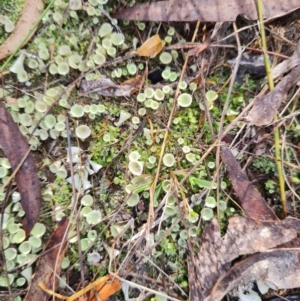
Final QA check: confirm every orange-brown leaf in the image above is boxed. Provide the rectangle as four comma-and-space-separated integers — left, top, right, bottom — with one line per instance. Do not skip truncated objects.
132, 35, 163, 57
88, 275, 121, 301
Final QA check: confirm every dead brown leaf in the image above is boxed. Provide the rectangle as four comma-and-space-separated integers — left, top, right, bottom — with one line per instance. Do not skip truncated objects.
245, 63, 300, 126
25, 217, 69, 301
220, 145, 277, 220
0, 0, 44, 60
113, 0, 300, 22
188, 216, 300, 301
0, 102, 41, 235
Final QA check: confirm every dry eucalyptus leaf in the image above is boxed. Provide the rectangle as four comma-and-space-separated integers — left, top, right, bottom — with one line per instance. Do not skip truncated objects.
25, 217, 69, 301
113, 0, 300, 22
188, 216, 300, 301
207, 249, 300, 301
80, 78, 134, 97
220, 145, 277, 220
0, 0, 44, 60
245, 63, 300, 126
0, 101, 41, 235
131, 34, 163, 57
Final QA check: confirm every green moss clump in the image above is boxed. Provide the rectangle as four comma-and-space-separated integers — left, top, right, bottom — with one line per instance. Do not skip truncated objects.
252, 156, 276, 174
51, 177, 72, 205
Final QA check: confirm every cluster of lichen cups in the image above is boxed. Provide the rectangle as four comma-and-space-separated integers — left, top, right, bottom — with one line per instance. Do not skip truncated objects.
0, 0, 241, 296
0, 192, 46, 293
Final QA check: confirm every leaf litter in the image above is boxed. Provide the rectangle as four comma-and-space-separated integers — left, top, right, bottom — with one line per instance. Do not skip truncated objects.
188, 216, 300, 301
188, 142, 300, 300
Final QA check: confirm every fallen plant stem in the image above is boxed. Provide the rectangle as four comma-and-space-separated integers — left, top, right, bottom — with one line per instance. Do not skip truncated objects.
166, 43, 289, 59
256, 0, 286, 217
0, 0, 56, 71
65, 118, 85, 292
215, 21, 243, 221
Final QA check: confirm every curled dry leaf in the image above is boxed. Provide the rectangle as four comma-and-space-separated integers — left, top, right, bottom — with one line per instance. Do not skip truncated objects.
269, 40, 300, 81
188, 216, 300, 301
131, 34, 163, 57
0, 0, 45, 60
207, 249, 300, 301
220, 145, 277, 220
25, 217, 69, 301
245, 63, 300, 126
113, 0, 300, 22
0, 102, 41, 235
80, 78, 135, 97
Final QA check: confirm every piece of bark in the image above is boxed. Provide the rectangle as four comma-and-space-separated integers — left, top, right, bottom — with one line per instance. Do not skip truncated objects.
220, 145, 277, 220
113, 0, 300, 22
0, 102, 41, 235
